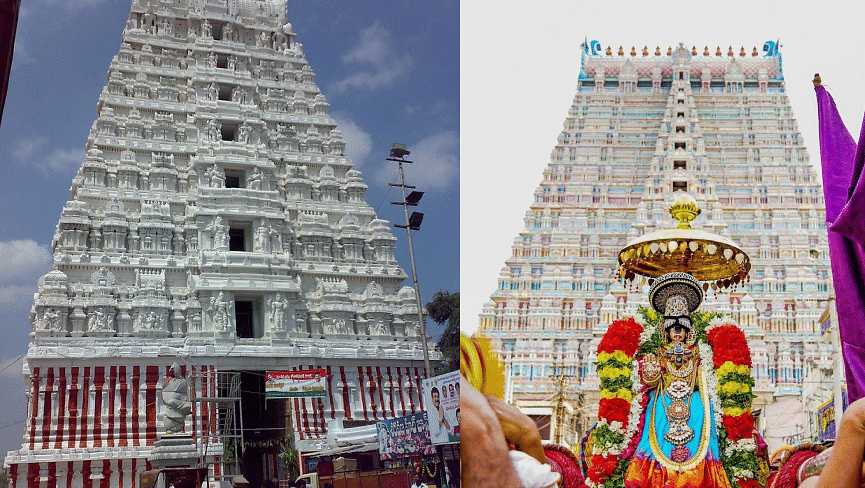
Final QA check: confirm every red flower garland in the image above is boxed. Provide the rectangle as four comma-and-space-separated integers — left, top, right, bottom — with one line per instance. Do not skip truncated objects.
737, 479, 760, 488
587, 454, 619, 481
707, 325, 752, 368
598, 398, 630, 425
597, 317, 643, 356
722, 412, 755, 442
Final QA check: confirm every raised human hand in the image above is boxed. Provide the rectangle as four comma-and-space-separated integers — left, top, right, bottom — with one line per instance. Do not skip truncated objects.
484, 393, 547, 465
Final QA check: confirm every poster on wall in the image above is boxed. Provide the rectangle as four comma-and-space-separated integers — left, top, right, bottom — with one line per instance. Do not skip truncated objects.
421, 370, 460, 444
265, 369, 327, 399
376, 412, 435, 460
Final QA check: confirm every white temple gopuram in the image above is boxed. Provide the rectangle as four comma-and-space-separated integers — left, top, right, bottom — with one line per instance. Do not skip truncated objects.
478, 42, 835, 445
4, 1, 435, 485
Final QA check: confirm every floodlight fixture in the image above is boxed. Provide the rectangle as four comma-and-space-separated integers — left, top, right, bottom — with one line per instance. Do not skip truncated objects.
390, 143, 411, 159
408, 212, 424, 230
406, 191, 424, 206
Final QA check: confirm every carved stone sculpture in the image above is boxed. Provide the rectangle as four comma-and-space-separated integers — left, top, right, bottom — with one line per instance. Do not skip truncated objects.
161, 362, 191, 434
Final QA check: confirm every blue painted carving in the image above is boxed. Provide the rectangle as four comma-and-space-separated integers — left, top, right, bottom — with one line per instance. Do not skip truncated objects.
763, 39, 784, 80
579, 39, 603, 79
580, 39, 602, 55
762, 40, 779, 56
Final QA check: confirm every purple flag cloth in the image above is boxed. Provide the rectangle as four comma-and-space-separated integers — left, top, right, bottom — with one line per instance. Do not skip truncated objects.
831, 110, 865, 243
815, 82, 865, 402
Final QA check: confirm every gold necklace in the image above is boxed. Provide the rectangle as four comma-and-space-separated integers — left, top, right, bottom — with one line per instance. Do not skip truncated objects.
658, 350, 700, 461
648, 366, 712, 471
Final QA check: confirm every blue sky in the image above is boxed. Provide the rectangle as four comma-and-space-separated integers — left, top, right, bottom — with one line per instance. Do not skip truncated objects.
0, 0, 458, 456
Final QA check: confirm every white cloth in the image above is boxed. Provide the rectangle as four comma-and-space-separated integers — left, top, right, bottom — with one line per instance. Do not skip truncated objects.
509, 450, 560, 488
427, 407, 449, 443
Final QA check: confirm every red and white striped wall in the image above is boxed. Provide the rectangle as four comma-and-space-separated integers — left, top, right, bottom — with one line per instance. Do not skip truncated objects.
5, 361, 428, 486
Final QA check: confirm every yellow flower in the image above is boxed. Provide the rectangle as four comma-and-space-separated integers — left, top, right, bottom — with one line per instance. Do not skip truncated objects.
720, 381, 749, 395
599, 366, 630, 380
599, 389, 633, 402
645, 309, 658, 321
723, 406, 747, 417
717, 361, 752, 380
717, 361, 737, 377
598, 350, 630, 365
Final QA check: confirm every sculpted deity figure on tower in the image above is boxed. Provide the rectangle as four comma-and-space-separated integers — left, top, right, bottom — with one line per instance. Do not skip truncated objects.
161, 362, 191, 434
269, 293, 287, 332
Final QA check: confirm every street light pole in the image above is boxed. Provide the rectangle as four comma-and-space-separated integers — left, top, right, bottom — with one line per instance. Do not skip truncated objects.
388, 144, 432, 378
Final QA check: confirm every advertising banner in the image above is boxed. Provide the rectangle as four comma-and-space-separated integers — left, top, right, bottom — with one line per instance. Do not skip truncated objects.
421, 370, 460, 444
265, 369, 327, 399
817, 389, 850, 441
819, 310, 832, 340
817, 397, 835, 441
376, 412, 435, 460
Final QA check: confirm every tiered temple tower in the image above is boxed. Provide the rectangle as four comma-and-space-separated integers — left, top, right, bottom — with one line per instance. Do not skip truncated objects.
4, 1, 434, 485
478, 42, 834, 445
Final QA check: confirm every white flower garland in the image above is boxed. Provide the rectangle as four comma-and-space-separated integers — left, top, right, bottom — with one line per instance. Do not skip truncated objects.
705, 316, 736, 334
723, 438, 756, 456
624, 362, 645, 450
731, 467, 755, 480
699, 342, 723, 428
638, 317, 657, 345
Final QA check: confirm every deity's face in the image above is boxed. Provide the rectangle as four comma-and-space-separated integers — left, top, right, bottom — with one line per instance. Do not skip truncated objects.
667, 324, 688, 343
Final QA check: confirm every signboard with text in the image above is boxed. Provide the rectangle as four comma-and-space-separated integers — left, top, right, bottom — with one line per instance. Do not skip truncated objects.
376, 412, 434, 460
265, 369, 327, 399
421, 370, 460, 445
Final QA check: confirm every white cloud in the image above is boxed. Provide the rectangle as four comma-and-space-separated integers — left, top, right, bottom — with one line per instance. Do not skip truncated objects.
342, 22, 392, 66
375, 131, 459, 192
42, 147, 84, 173
11, 136, 82, 173
10, 135, 48, 162
0, 240, 52, 282
11, 43, 34, 69
0, 286, 37, 306
331, 114, 373, 167
331, 22, 411, 93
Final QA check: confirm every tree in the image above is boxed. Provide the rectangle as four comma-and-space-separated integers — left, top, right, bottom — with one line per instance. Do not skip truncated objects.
426, 291, 459, 374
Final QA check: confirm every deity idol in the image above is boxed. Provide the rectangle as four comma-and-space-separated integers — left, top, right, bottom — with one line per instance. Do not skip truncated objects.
583, 195, 767, 488
625, 274, 729, 488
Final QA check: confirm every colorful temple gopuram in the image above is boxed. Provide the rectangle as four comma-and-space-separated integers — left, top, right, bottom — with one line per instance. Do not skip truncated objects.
478, 42, 835, 449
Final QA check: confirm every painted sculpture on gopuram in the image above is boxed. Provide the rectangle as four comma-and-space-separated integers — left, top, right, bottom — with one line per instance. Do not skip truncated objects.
582, 194, 769, 488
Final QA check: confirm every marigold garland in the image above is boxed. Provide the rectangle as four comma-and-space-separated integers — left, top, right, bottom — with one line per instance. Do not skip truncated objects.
706, 318, 759, 488
588, 316, 647, 488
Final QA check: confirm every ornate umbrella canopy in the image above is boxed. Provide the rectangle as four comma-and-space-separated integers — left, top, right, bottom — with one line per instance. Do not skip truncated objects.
617, 193, 751, 293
